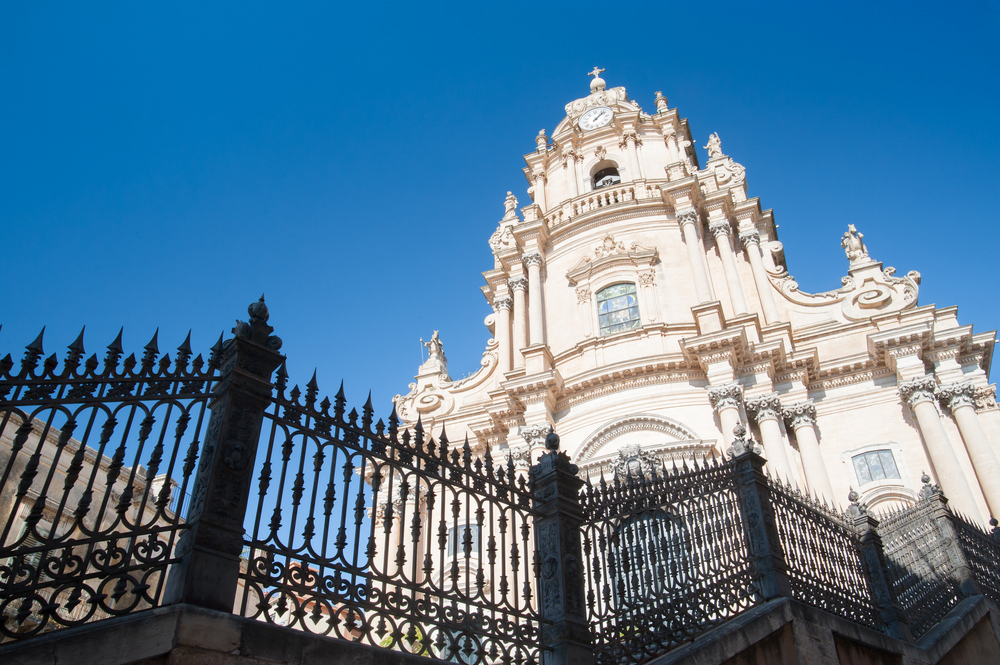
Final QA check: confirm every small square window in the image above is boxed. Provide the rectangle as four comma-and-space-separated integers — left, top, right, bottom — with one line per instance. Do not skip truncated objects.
851, 450, 901, 486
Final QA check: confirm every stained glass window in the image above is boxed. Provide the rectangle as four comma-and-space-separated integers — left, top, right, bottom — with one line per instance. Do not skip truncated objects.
597, 283, 641, 336
852, 450, 900, 485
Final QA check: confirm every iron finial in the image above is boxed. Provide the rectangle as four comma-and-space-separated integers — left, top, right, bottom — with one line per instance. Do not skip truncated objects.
545, 426, 560, 451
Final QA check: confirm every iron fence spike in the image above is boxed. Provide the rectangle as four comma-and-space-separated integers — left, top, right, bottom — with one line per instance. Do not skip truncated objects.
144, 329, 159, 354
26, 326, 45, 354
107, 327, 124, 354
68, 326, 86, 355
177, 331, 192, 355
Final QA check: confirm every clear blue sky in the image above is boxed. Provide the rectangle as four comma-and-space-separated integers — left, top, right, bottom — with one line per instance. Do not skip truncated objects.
2, 2, 998, 417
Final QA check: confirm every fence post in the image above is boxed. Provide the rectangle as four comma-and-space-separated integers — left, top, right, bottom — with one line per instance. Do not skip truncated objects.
530, 430, 595, 665
918, 475, 983, 598
163, 298, 284, 612
729, 425, 793, 601
848, 491, 912, 641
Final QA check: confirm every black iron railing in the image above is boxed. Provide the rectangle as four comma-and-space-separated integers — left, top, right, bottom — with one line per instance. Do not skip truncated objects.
2, 300, 1000, 665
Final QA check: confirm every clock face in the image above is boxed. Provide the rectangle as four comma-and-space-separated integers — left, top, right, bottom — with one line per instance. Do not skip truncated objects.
579, 106, 613, 131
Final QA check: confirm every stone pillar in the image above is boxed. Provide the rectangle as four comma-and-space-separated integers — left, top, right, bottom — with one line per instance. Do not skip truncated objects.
709, 220, 750, 315
530, 440, 595, 665
510, 278, 528, 370
847, 494, 912, 641
937, 382, 1000, 518
532, 169, 547, 213
782, 400, 835, 504
739, 229, 780, 325
620, 130, 642, 181
493, 295, 513, 375
708, 382, 744, 449
730, 429, 793, 602
565, 151, 579, 198
523, 253, 545, 346
677, 208, 714, 304
163, 298, 284, 612
899, 377, 980, 518
746, 393, 794, 483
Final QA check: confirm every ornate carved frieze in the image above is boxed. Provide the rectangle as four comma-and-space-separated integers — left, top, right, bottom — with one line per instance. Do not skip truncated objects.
522, 252, 543, 269
594, 233, 626, 258
746, 393, 782, 423
782, 400, 817, 430
564, 85, 630, 119
708, 382, 744, 412
611, 443, 657, 479
898, 376, 937, 408
935, 382, 977, 411
488, 225, 515, 253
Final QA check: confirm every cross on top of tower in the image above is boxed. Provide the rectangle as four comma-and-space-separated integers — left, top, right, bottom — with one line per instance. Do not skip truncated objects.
587, 66, 606, 92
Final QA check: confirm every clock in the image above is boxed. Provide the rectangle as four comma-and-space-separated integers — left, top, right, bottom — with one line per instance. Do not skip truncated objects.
579, 106, 613, 131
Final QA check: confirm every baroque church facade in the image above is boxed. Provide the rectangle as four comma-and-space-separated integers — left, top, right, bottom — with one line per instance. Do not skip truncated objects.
393, 70, 1000, 526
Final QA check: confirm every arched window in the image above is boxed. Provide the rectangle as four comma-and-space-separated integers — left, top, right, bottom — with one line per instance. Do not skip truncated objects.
593, 167, 621, 189
597, 283, 640, 336
852, 450, 900, 485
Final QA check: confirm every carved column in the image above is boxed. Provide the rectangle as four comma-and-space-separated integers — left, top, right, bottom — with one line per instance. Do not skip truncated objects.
510, 278, 528, 370
532, 169, 547, 213
739, 229, 780, 324
709, 220, 749, 315
708, 382, 744, 449
746, 393, 794, 482
163, 299, 284, 612
493, 295, 513, 375
530, 449, 595, 665
677, 208, 714, 304
782, 400, 835, 503
938, 382, 1000, 518
523, 253, 545, 346
899, 377, 980, 518
565, 150, 579, 198
620, 130, 642, 181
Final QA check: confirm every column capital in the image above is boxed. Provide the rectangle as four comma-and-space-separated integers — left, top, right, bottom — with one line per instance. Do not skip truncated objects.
782, 399, 817, 429
708, 382, 744, 412
739, 229, 760, 247
532, 168, 547, 183
746, 393, 782, 423
508, 277, 529, 292
522, 252, 544, 269
936, 382, 977, 411
899, 376, 937, 407
575, 286, 591, 304
676, 207, 700, 228
493, 295, 513, 312
709, 219, 732, 238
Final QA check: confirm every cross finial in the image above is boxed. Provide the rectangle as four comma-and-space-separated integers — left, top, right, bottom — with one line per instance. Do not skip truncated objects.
587, 66, 605, 79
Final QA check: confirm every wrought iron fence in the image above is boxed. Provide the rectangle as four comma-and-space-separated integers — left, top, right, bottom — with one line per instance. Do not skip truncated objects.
579, 456, 756, 664
237, 370, 544, 664
0, 328, 220, 640
767, 477, 880, 629
2, 300, 1000, 665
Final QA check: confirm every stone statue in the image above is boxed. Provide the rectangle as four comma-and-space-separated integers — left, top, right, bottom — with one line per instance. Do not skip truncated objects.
423, 330, 444, 359
841, 224, 868, 263
503, 191, 518, 219
704, 132, 723, 159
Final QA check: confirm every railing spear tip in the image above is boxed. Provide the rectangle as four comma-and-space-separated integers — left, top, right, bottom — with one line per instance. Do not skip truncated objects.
68, 326, 86, 354
27, 326, 45, 354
